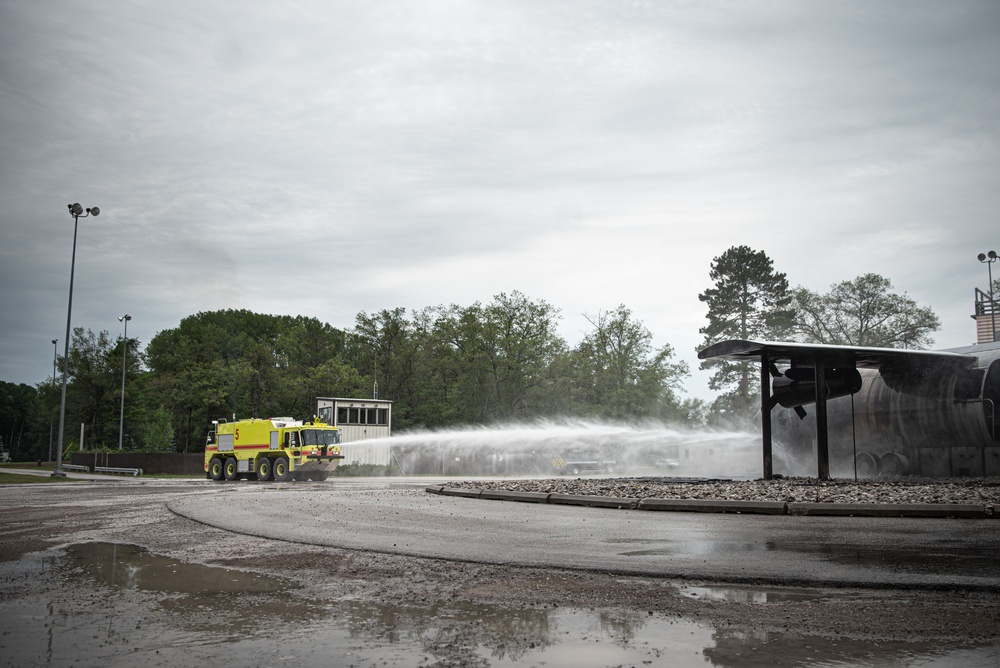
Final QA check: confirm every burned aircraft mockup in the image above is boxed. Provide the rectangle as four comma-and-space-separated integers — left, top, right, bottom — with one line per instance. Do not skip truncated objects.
698, 340, 1000, 479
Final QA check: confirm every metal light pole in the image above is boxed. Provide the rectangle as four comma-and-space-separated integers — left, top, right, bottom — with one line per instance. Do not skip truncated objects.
117, 314, 131, 450
54, 203, 99, 477
979, 250, 998, 343
48, 339, 57, 462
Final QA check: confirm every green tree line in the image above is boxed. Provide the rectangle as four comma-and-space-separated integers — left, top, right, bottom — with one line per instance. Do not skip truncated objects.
2, 247, 944, 461
3, 292, 697, 460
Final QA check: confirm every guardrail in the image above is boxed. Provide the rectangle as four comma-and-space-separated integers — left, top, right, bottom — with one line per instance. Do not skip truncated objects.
57, 464, 142, 476
94, 466, 142, 476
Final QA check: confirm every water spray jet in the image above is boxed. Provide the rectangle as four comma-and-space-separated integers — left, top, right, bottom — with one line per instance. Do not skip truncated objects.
360, 419, 767, 478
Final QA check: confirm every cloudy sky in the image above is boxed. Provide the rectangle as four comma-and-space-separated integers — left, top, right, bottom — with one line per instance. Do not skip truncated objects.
2, 0, 998, 402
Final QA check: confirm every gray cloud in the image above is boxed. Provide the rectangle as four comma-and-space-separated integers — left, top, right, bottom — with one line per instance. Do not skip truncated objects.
2, 0, 998, 400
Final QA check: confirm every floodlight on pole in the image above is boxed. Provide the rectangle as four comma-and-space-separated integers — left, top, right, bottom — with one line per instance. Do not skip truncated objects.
979, 250, 998, 344
117, 314, 131, 450
54, 203, 99, 477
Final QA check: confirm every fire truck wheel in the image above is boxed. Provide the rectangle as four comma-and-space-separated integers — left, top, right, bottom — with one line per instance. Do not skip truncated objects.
223, 457, 239, 481
273, 457, 290, 482
208, 458, 224, 481
256, 457, 273, 482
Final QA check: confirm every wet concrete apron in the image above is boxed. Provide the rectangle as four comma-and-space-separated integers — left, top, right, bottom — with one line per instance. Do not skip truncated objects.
168, 481, 1000, 591
2, 478, 998, 667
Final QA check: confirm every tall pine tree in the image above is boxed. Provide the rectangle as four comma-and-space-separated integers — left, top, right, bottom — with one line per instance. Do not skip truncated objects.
698, 246, 795, 420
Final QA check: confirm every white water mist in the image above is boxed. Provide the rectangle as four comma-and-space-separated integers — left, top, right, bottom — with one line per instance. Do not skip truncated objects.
356, 418, 770, 479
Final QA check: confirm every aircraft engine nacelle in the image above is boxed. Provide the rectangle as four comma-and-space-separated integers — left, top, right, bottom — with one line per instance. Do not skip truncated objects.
771, 367, 863, 409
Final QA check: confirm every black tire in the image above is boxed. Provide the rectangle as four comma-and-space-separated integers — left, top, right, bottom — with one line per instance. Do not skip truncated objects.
223, 457, 239, 481
256, 457, 273, 482
274, 457, 290, 482
209, 458, 224, 481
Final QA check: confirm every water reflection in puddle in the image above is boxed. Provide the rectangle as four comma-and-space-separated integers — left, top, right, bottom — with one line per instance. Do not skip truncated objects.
66, 541, 294, 594
680, 585, 833, 605
0, 543, 996, 667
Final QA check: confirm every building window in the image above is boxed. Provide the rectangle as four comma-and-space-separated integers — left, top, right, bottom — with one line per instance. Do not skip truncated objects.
335, 405, 389, 426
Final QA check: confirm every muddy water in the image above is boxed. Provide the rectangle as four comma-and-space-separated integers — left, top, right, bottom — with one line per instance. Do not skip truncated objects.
0, 543, 996, 667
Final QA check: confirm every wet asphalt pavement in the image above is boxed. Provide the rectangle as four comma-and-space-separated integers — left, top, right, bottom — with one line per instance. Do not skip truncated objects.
170, 477, 1000, 590
2, 474, 999, 667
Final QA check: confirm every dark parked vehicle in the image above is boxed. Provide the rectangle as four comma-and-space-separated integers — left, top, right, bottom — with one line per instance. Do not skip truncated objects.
552, 452, 616, 475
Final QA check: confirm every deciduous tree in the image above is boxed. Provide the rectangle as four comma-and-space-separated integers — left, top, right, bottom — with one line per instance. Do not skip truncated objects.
571, 305, 689, 420
62, 328, 121, 449
431, 292, 565, 422
146, 310, 354, 449
0, 382, 43, 460
793, 273, 940, 348
353, 307, 428, 428
143, 407, 175, 452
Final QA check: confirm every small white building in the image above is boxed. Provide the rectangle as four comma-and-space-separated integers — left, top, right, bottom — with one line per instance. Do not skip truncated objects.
316, 397, 393, 466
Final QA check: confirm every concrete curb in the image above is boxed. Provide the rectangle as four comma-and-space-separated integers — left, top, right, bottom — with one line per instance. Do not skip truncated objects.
430, 487, 997, 519
437, 487, 483, 499
481, 489, 552, 503
788, 501, 991, 519
638, 498, 787, 515
548, 494, 639, 509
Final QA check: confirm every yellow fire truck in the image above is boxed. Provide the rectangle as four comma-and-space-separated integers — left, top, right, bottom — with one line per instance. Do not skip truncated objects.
204, 417, 344, 482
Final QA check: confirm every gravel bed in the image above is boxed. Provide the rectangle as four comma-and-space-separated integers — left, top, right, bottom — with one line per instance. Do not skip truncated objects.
446, 476, 1000, 505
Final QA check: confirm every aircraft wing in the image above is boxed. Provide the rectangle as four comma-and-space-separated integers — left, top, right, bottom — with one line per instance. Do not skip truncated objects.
697, 339, 976, 376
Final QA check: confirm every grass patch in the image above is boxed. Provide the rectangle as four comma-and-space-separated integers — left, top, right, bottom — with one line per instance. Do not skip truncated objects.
139, 473, 203, 479
0, 471, 83, 484
0, 461, 58, 471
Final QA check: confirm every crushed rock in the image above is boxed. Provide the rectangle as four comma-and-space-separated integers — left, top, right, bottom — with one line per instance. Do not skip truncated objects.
445, 476, 1000, 505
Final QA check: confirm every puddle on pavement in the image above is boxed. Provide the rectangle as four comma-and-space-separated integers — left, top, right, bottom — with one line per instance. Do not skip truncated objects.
680, 585, 833, 604
64, 541, 294, 594
0, 543, 996, 667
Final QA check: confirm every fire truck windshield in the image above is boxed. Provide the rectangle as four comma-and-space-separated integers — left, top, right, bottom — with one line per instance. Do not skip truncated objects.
301, 429, 340, 446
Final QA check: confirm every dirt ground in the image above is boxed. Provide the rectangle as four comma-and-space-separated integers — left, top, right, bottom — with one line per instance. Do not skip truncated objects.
0, 480, 998, 667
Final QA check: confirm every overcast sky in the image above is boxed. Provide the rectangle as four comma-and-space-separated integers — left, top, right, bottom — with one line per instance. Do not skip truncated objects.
2, 0, 998, 403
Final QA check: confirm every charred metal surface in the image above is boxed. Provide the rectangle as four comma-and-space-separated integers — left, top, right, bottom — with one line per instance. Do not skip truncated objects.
815, 363, 830, 480
760, 354, 773, 480
698, 340, 1000, 479
777, 368, 998, 477
772, 368, 863, 408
